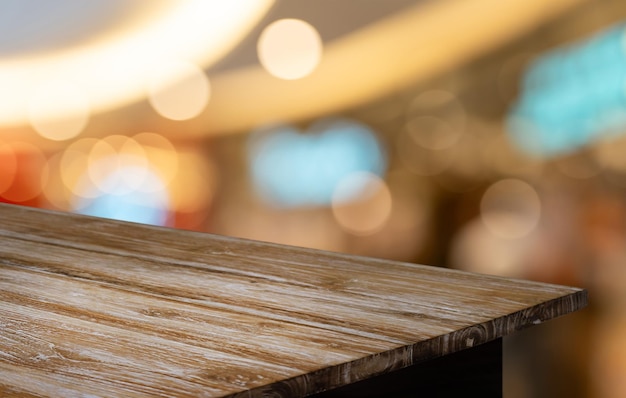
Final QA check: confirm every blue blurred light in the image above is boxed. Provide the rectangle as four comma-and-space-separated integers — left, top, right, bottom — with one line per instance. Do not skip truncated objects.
248, 118, 386, 207
74, 167, 169, 226
507, 23, 626, 156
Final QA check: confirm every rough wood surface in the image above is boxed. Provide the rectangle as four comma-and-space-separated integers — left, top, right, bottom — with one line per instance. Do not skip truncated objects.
0, 203, 587, 397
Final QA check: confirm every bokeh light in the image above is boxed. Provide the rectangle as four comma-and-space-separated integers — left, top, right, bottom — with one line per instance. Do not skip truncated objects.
257, 18, 322, 80
60, 138, 102, 199
28, 80, 90, 141
148, 59, 210, 120
47, 133, 191, 226
346, 170, 432, 261
0, 140, 18, 195
450, 218, 532, 278
507, 23, 626, 157
74, 165, 169, 226
406, 90, 466, 133
248, 118, 386, 207
397, 90, 466, 176
52, 133, 209, 226
167, 149, 216, 215
87, 135, 148, 195
0, 142, 47, 203
405, 116, 460, 150
132, 132, 179, 186
480, 178, 541, 239
331, 172, 392, 236
41, 152, 72, 210
395, 132, 454, 176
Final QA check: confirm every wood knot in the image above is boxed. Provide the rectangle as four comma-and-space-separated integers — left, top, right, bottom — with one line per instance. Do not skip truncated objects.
139, 308, 181, 319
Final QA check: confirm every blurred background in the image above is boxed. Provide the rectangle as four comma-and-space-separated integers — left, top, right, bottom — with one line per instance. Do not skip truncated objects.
1, 0, 626, 395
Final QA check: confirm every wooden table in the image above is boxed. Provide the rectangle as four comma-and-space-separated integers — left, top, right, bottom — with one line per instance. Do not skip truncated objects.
0, 204, 587, 397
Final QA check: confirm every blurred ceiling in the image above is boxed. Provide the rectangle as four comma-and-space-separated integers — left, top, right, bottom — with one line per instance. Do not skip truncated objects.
0, 0, 592, 147
0, 1, 152, 56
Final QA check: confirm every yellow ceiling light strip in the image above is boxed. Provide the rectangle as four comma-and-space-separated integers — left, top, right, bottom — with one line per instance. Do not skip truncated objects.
189, 0, 588, 136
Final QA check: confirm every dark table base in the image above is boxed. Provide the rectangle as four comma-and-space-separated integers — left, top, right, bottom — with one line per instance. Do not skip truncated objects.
313, 338, 502, 397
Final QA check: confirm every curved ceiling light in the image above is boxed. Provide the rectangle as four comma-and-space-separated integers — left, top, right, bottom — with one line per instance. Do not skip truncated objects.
186, 0, 587, 137
0, 0, 274, 127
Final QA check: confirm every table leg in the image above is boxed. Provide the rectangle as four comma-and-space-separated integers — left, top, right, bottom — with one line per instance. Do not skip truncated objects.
312, 338, 502, 397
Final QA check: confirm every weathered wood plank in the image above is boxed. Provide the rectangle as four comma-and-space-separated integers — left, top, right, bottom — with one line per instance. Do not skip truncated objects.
0, 204, 587, 397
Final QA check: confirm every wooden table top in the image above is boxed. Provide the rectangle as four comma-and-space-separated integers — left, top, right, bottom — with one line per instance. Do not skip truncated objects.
0, 204, 587, 397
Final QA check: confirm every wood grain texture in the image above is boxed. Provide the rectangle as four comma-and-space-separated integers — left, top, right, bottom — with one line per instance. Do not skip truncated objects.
0, 203, 587, 397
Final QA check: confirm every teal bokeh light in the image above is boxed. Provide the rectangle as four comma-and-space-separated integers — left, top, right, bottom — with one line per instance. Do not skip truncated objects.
507, 23, 626, 156
74, 166, 169, 226
248, 118, 386, 207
